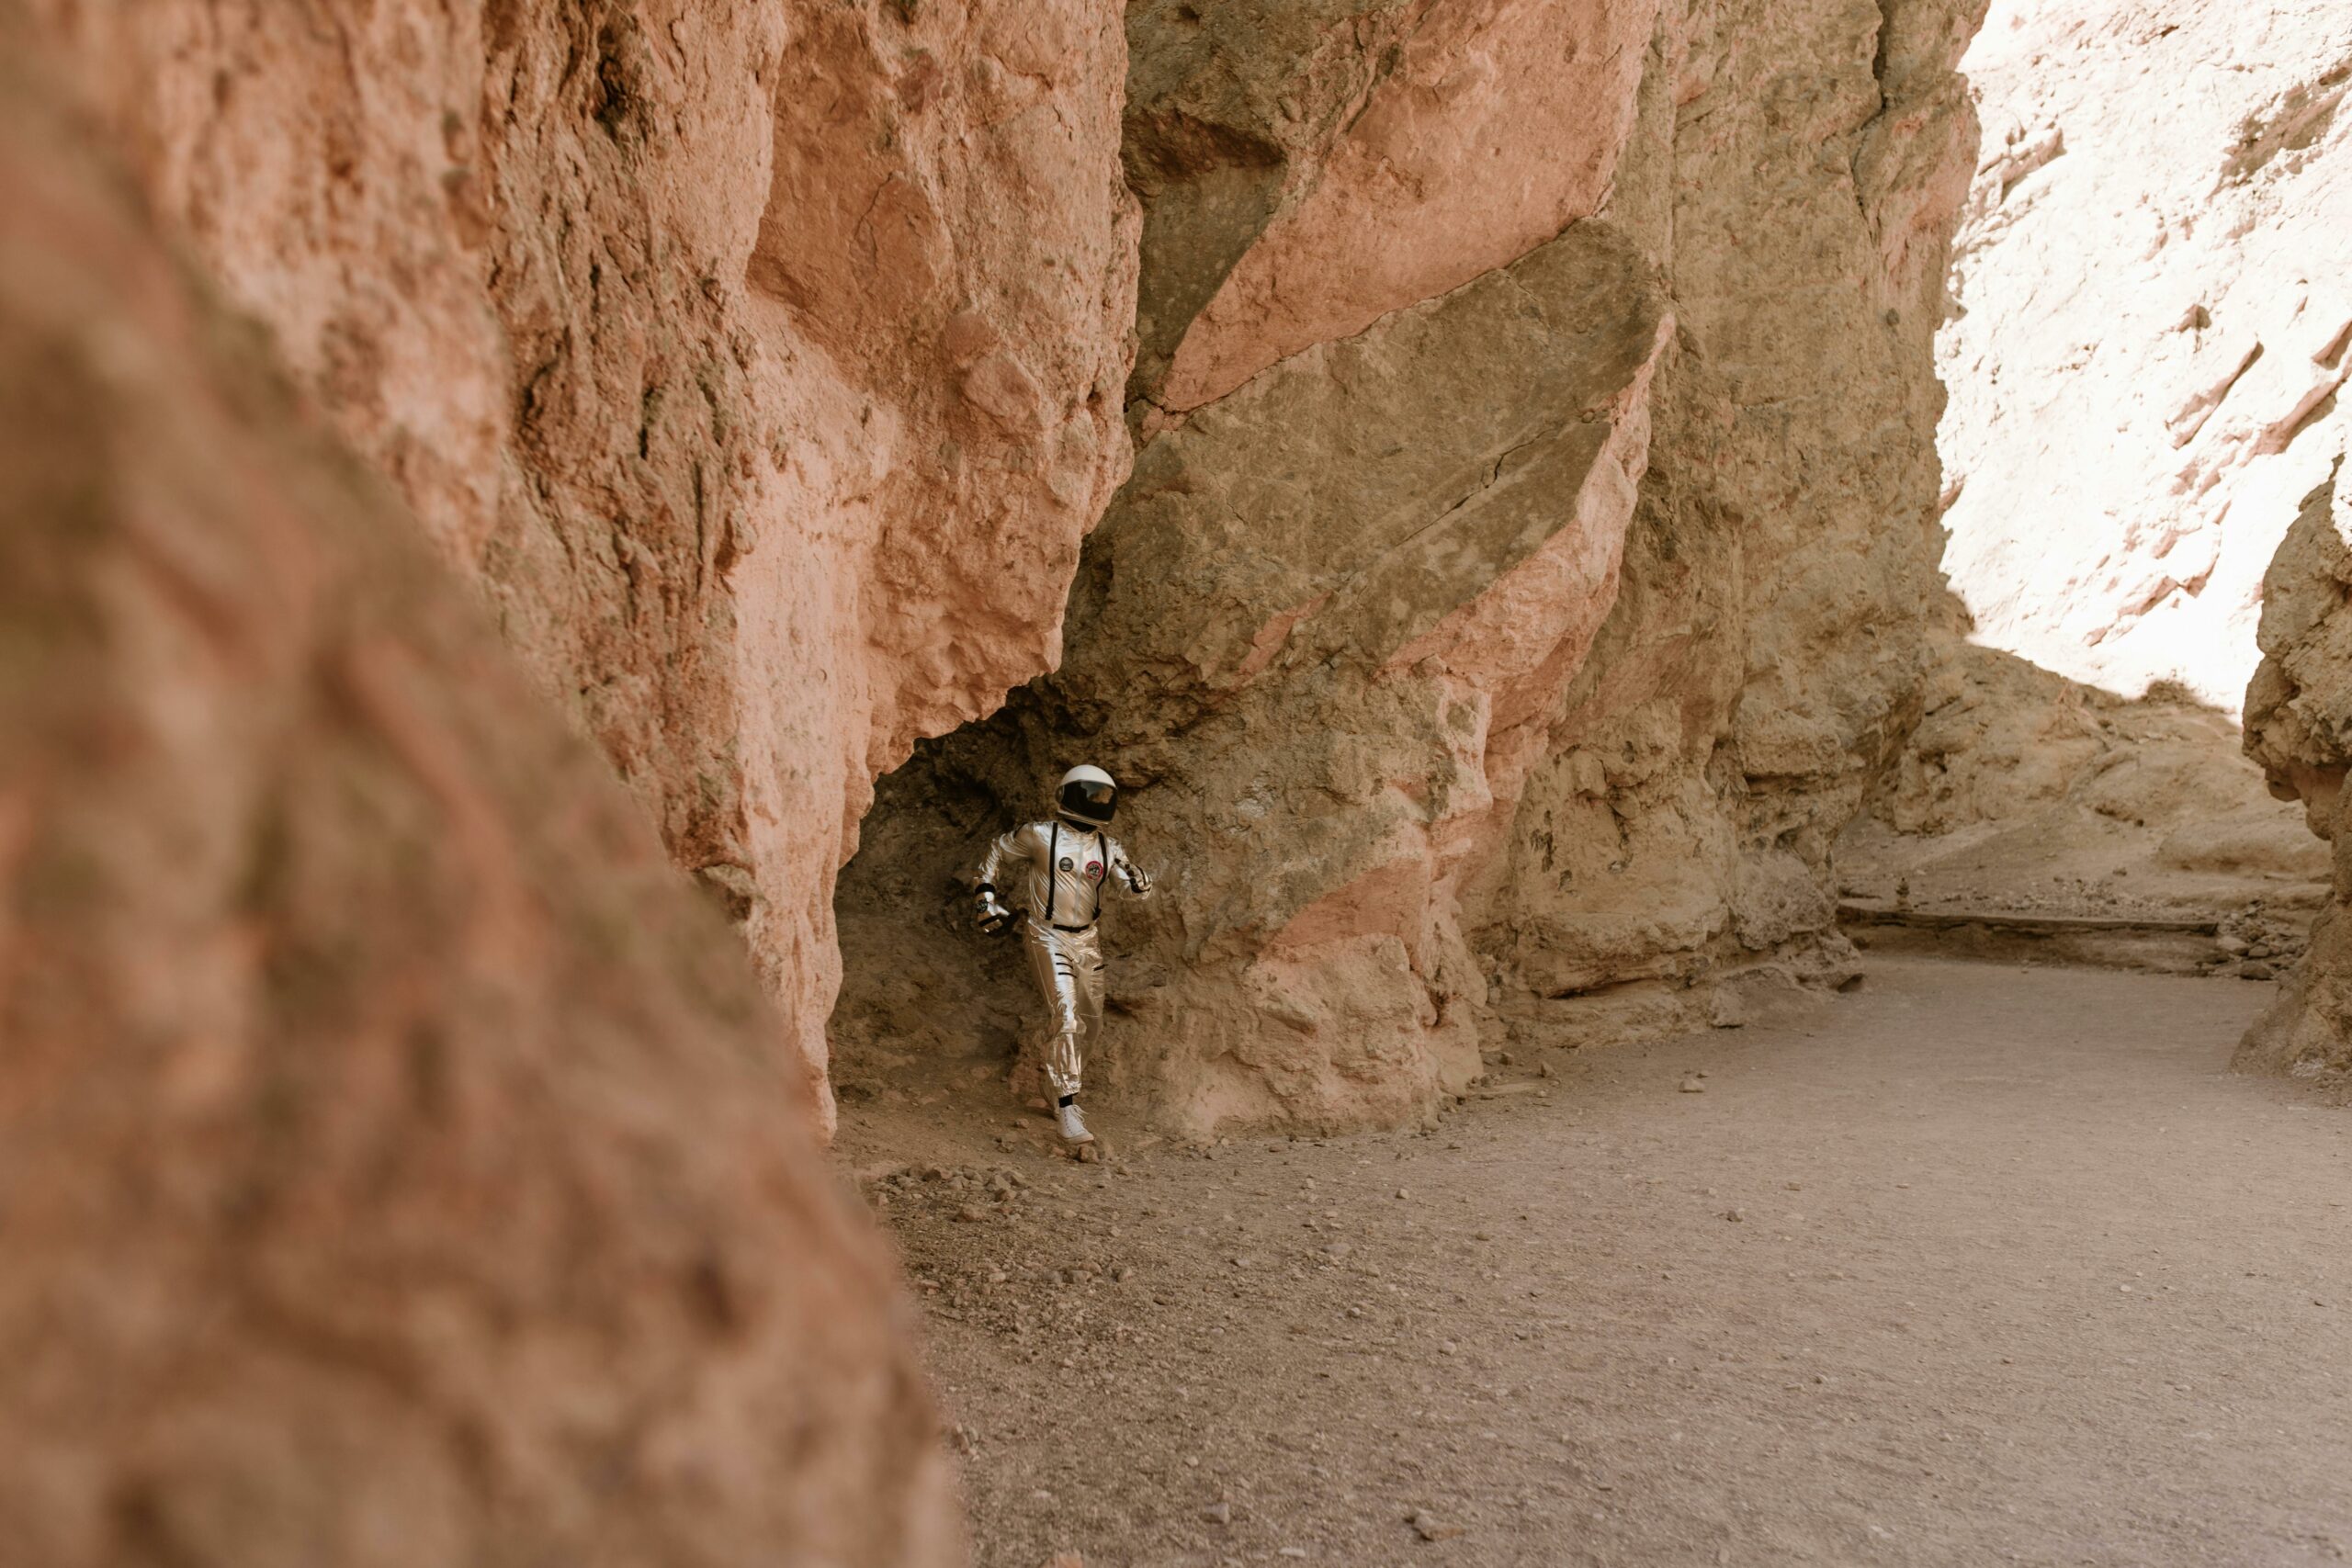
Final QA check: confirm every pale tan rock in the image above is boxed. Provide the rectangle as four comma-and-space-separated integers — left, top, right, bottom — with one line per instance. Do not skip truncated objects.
1473, 0, 1984, 1037
2239, 467, 2352, 1078
30, 0, 1141, 1131
1936, 0, 2352, 710
1843, 631, 2328, 917
0, 42, 953, 1564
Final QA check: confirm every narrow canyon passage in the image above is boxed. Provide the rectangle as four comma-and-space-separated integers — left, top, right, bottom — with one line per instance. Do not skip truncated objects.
841, 959, 2352, 1568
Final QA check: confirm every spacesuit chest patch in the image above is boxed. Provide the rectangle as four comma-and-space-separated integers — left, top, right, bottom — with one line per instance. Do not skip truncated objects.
1087, 860, 1104, 881
1058, 856, 1074, 871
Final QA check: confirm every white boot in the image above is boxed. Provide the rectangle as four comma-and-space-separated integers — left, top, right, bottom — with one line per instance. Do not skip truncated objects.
1057, 1100, 1094, 1145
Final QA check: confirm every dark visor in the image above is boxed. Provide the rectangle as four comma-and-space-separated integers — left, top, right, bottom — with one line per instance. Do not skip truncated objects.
1058, 778, 1116, 822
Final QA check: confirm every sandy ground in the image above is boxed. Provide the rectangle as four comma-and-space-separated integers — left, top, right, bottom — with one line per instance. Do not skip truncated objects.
835, 958, 2352, 1567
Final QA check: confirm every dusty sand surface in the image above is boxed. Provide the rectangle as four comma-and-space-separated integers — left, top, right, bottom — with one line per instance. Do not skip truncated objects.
836, 958, 2352, 1567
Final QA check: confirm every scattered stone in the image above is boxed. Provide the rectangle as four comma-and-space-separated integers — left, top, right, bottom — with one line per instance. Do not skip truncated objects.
1723, 1209, 1746, 1223
2242, 962, 2276, 981
1279, 1550, 1309, 1561
956, 1206, 988, 1224
1203, 1502, 1232, 1526
1679, 1076, 1706, 1094
1409, 1509, 1465, 1541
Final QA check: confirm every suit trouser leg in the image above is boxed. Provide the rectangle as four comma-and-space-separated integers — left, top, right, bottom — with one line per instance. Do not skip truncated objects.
1023, 923, 1102, 1100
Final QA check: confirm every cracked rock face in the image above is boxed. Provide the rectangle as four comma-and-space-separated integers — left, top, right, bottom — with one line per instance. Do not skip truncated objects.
2240, 465, 2352, 1079
0, 35, 953, 1564
1471, 0, 1984, 1045
838, 0, 1985, 1135
29, 0, 1140, 1132
1936, 0, 2352, 710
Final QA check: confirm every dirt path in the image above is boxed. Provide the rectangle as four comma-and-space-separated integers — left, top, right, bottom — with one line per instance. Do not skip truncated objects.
836, 958, 2352, 1567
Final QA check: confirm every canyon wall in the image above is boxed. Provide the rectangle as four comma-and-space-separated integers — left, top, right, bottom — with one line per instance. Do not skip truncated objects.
1935, 0, 2352, 710
0, 32, 954, 1564
2229, 13, 2352, 1083
836, 0, 1987, 1135
2240, 466, 2352, 1078
1900, 0, 2352, 1074
1469, 0, 1984, 1038
28, 0, 1142, 1130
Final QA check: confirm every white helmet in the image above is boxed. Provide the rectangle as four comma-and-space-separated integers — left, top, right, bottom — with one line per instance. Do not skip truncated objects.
1056, 763, 1117, 828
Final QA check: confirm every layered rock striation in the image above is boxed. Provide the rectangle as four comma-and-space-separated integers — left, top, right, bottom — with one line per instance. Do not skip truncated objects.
29, 0, 1141, 1128
1936, 0, 2352, 709
0, 37, 953, 1564
837, 0, 1988, 1134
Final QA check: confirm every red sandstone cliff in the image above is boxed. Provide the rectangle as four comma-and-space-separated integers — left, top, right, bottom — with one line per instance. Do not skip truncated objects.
30, 0, 1141, 1133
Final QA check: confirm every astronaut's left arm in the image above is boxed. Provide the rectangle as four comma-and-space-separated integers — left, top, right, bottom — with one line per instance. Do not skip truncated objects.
1105, 834, 1154, 897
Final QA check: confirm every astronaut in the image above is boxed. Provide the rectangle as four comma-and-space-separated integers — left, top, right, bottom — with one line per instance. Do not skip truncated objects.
973, 764, 1153, 1145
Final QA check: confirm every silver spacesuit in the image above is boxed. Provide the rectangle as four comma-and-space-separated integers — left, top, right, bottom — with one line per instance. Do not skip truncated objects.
974, 765, 1151, 1143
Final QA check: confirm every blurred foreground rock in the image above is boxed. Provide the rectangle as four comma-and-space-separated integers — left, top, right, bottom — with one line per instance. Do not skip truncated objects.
0, 38, 956, 1567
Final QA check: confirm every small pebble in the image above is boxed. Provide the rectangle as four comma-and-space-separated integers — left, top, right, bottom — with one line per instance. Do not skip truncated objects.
1203, 1502, 1232, 1526
1409, 1509, 1465, 1541
1679, 1077, 1706, 1094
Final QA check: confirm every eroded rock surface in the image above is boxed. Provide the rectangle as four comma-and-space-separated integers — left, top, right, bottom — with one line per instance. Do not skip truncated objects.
1471, 0, 1985, 1045
838, 0, 1987, 1134
1842, 629, 2327, 934
1937, 0, 2352, 708
2240, 465, 2352, 1078
30, 0, 1140, 1127
0, 43, 953, 1565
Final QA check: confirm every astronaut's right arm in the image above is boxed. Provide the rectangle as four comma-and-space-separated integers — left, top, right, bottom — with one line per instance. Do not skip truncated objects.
973, 827, 1025, 932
